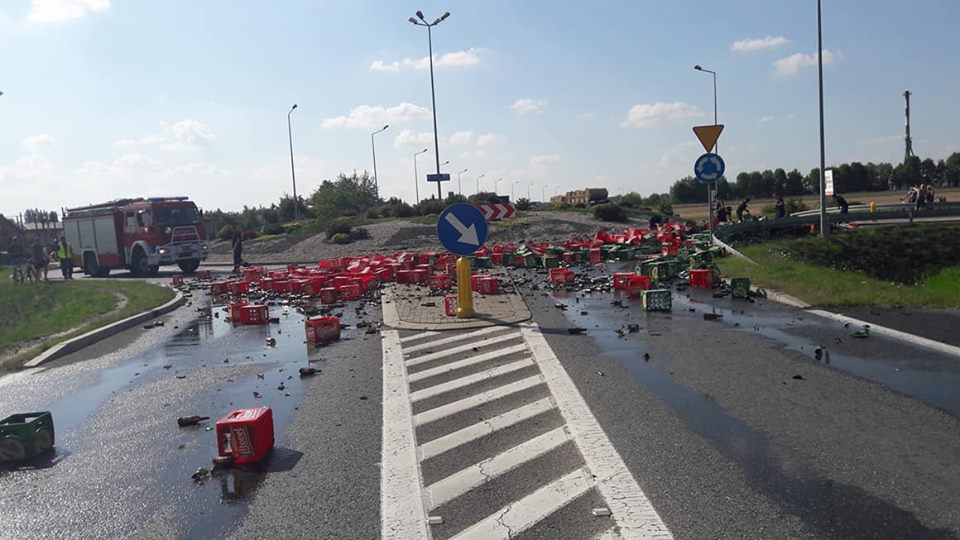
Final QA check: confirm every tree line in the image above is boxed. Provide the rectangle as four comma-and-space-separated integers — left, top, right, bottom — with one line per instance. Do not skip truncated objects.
668, 152, 960, 204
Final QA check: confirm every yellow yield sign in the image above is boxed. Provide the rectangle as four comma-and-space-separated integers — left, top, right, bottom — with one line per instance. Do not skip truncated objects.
693, 124, 724, 153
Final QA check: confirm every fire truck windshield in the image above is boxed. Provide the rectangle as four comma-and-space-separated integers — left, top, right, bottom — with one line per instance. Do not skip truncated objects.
154, 206, 201, 226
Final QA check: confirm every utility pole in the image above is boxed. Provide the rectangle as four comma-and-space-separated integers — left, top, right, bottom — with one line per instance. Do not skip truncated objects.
817, 0, 829, 239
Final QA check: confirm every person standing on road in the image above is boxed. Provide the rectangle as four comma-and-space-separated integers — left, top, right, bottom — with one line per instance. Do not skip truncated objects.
232, 229, 244, 274
31, 240, 49, 282
774, 194, 786, 219
834, 194, 849, 214
6, 235, 26, 282
56, 235, 74, 280
648, 214, 662, 229
736, 198, 750, 222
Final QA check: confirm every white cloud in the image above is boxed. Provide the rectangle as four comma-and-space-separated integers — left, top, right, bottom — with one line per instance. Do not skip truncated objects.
114, 119, 215, 152
370, 48, 483, 72
511, 98, 548, 115
22, 134, 56, 153
448, 131, 473, 146
28, 0, 110, 23
14, 154, 57, 179
393, 129, 435, 148
655, 141, 699, 174
476, 133, 502, 146
165, 162, 232, 177
530, 154, 561, 166
322, 102, 431, 129
730, 36, 790, 52
577, 112, 595, 120
460, 150, 487, 160
621, 101, 703, 128
774, 50, 837, 76
758, 115, 775, 123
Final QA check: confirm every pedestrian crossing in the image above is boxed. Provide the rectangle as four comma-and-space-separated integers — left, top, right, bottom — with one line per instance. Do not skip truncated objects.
381, 323, 673, 539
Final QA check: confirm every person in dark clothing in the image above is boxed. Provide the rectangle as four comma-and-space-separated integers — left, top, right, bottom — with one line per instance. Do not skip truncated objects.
736, 199, 750, 222
774, 194, 786, 219
648, 214, 662, 229
31, 241, 49, 281
232, 230, 244, 273
834, 194, 849, 214
715, 205, 729, 223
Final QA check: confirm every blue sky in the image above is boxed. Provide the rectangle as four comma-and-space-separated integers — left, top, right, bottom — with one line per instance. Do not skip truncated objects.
1, 0, 959, 216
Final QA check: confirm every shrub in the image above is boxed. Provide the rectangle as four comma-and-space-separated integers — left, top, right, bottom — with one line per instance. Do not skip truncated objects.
365, 208, 380, 219
217, 225, 235, 242
349, 227, 370, 241
330, 232, 351, 244
515, 198, 531, 211
415, 198, 445, 216
593, 203, 629, 222
326, 218, 353, 239
620, 192, 643, 208
261, 223, 285, 235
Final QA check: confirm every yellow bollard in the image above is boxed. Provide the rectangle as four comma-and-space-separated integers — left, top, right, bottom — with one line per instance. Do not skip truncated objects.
456, 256, 475, 318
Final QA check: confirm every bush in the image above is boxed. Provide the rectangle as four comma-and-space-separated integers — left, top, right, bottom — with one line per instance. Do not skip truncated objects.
620, 192, 644, 208
593, 203, 629, 222
217, 224, 235, 242
415, 198, 445, 216
330, 232, 351, 244
365, 208, 380, 219
515, 198, 531, 211
261, 223, 285, 235
326, 218, 353, 239
349, 227, 370, 241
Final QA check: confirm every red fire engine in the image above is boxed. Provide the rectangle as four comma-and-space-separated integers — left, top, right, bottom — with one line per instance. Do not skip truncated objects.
62, 197, 208, 277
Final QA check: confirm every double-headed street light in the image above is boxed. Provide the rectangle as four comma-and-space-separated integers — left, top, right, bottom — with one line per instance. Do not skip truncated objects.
371, 124, 389, 199
694, 64, 718, 233
409, 10, 451, 200
457, 168, 468, 195
413, 148, 429, 204
494, 178, 503, 195
287, 104, 299, 222
475, 173, 485, 194
527, 181, 535, 201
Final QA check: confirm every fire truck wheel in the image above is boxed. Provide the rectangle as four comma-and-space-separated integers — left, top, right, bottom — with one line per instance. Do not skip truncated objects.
178, 259, 201, 274
132, 249, 151, 277
147, 265, 160, 277
83, 252, 106, 278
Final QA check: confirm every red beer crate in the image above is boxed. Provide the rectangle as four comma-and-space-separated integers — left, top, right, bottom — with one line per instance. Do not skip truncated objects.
238, 304, 269, 325
242, 268, 261, 283
229, 281, 249, 295
331, 276, 354, 289
411, 269, 429, 284
400, 260, 415, 271
444, 295, 458, 317
470, 274, 482, 289
627, 275, 652, 297
229, 301, 247, 321
428, 274, 452, 291
375, 267, 393, 283
216, 407, 274, 465
415, 263, 433, 274
548, 268, 575, 285
305, 316, 341, 343
171, 274, 184, 286
395, 270, 416, 284
613, 272, 634, 290
479, 277, 499, 295
562, 252, 578, 264
338, 283, 362, 301
319, 287, 338, 304
258, 278, 275, 292
418, 252, 437, 265
688, 269, 715, 289
196, 269, 211, 279
268, 271, 289, 280
359, 274, 379, 292
309, 276, 328, 293
272, 280, 291, 294
490, 252, 505, 266
210, 280, 231, 295
589, 247, 602, 264
287, 279, 304, 294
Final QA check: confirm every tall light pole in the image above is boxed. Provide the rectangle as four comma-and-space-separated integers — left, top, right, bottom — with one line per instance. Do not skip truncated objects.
694, 64, 718, 233
475, 173, 485, 194
438, 160, 450, 199
542, 184, 547, 202
371, 124, 389, 199
512, 180, 519, 200
817, 0, 829, 239
494, 177, 503, 195
457, 168, 468, 196
413, 148, 428, 204
287, 104, 299, 222
409, 10, 451, 200
527, 182, 534, 200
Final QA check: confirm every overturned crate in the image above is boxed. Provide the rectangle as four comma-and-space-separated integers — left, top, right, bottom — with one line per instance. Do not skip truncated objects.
730, 277, 752, 299
641, 289, 672, 312
0, 412, 55, 462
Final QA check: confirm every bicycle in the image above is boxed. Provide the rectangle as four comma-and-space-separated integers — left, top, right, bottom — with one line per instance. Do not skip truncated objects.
10, 258, 31, 284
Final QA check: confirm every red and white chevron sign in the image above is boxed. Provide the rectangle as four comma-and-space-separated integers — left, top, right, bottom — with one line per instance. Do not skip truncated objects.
478, 203, 516, 221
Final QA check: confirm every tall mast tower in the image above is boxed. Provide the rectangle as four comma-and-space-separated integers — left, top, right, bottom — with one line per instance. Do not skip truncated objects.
903, 90, 915, 161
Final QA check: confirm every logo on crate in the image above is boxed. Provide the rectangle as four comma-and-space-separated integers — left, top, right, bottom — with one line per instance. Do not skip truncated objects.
232, 426, 253, 457
478, 203, 515, 221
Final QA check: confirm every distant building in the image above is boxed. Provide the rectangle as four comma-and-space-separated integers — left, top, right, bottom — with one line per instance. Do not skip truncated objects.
0, 214, 63, 248
550, 188, 609, 206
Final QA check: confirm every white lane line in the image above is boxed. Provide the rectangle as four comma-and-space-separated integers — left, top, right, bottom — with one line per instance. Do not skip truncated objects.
400, 331, 440, 344
807, 309, 960, 359
425, 426, 571, 510
413, 375, 544, 427
419, 397, 556, 461
405, 332, 523, 367
403, 326, 506, 354
451, 467, 595, 540
408, 344, 529, 383
410, 358, 535, 403
597, 528, 624, 540
522, 323, 673, 539
380, 330, 429, 540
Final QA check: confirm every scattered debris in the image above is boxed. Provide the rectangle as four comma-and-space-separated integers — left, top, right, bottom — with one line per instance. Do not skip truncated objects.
177, 415, 210, 427
592, 507, 612, 517
792, 374, 805, 380
298, 367, 318, 377
265, 337, 277, 347
703, 313, 723, 321
191, 467, 210, 482
568, 327, 587, 335
627, 323, 640, 333
427, 516, 444, 526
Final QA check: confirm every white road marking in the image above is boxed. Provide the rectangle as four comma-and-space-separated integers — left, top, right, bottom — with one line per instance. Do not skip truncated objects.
807, 309, 960, 359
407, 344, 529, 383
410, 358, 535, 403
413, 375, 544, 426
400, 331, 440, 344
425, 426, 571, 510
380, 330, 429, 540
522, 323, 673, 539
406, 332, 523, 367
597, 528, 625, 540
418, 397, 556, 461
403, 326, 506, 354
451, 467, 595, 540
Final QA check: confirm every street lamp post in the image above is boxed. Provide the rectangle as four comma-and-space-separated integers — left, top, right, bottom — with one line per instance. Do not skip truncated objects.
527, 182, 534, 200
413, 148, 428, 204
494, 178, 503, 195
694, 64, 718, 233
457, 168, 468, 196
542, 184, 547, 202
371, 124, 389, 199
409, 10, 451, 200
817, 0, 829, 239
475, 173, 485, 194
512, 180, 519, 200
438, 160, 450, 199
287, 104, 299, 222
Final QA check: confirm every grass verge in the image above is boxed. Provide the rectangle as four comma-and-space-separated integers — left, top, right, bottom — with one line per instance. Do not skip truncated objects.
0, 268, 175, 370
716, 244, 960, 308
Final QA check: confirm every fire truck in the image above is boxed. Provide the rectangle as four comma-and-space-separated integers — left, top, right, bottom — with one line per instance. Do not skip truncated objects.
62, 197, 208, 277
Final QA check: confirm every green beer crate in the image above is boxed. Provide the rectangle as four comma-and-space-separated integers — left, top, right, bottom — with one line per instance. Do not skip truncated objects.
543, 256, 560, 269
649, 262, 673, 281
0, 411, 55, 462
474, 256, 492, 269
731, 277, 751, 299
641, 289, 672, 311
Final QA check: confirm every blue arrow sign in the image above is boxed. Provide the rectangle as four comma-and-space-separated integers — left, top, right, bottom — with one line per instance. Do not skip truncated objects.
694, 153, 725, 184
437, 203, 488, 255
426, 173, 451, 183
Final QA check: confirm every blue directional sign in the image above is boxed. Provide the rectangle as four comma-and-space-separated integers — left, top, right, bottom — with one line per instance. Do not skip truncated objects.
437, 203, 488, 255
426, 173, 451, 183
694, 153, 725, 184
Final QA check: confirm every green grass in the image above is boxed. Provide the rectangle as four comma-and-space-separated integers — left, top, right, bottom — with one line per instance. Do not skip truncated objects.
0, 268, 175, 369
716, 244, 960, 308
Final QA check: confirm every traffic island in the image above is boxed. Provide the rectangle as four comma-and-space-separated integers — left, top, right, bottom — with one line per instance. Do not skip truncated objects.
381, 283, 531, 331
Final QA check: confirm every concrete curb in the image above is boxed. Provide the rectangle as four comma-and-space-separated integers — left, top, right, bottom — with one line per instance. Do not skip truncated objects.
22, 288, 187, 368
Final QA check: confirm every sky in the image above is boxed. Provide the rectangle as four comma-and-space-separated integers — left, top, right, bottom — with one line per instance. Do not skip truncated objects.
1, 0, 959, 217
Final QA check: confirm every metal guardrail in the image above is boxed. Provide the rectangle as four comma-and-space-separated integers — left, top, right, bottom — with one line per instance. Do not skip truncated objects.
714, 202, 960, 242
